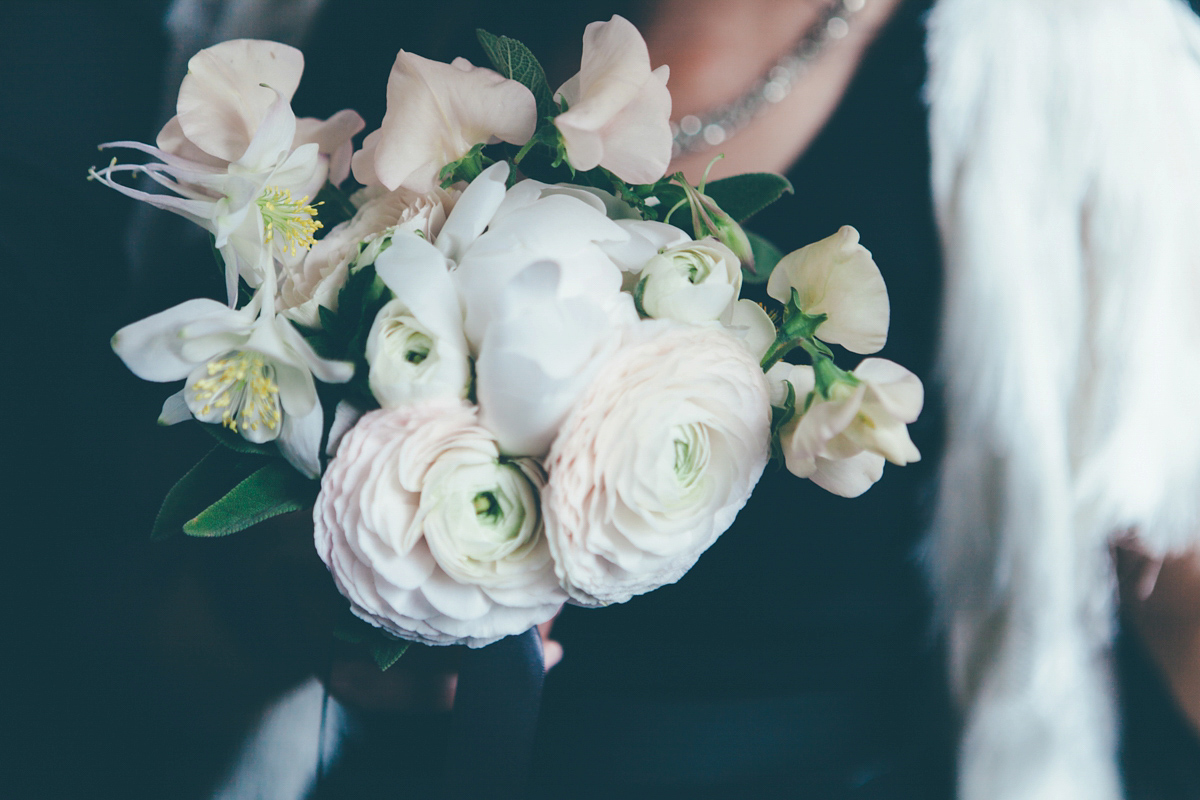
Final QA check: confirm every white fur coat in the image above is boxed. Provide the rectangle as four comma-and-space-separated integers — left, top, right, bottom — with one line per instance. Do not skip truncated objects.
926, 0, 1200, 797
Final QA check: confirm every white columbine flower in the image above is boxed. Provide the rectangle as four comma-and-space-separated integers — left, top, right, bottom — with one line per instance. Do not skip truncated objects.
554, 15, 673, 184
766, 226, 890, 354
111, 292, 353, 477
90, 39, 363, 306
367, 231, 472, 407
314, 401, 567, 648
635, 238, 742, 322
542, 320, 771, 607
351, 52, 537, 193
768, 358, 923, 497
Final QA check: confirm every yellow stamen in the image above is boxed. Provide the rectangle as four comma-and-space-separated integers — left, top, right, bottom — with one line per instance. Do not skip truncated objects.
256, 186, 323, 257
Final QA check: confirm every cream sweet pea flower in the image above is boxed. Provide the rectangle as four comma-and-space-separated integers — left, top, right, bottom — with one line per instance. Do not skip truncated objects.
367, 232, 471, 408
635, 238, 742, 322
766, 226, 890, 354
112, 292, 353, 477
543, 321, 771, 606
554, 15, 673, 184
351, 53, 536, 193
314, 401, 566, 647
768, 358, 922, 497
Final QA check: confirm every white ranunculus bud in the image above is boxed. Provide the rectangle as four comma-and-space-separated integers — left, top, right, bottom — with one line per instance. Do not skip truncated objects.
635, 238, 742, 323
766, 226, 890, 354
543, 321, 771, 607
768, 357, 922, 497
368, 231, 472, 408
366, 298, 471, 408
314, 401, 566, 648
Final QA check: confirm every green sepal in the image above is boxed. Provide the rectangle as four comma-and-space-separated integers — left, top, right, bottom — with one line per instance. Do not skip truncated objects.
768, 380, 798, 465
152, 446, 262, 540
202, 421, 278, 457
743, 231, 784, 284
476, 29, 556, 120
313, 181, 357, 237
703, 173, 793, 223
439, 143, 492, 188
182, 460, 318, 538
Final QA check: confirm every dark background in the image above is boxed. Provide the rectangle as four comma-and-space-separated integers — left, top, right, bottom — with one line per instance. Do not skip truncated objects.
4, 1, 1200, 798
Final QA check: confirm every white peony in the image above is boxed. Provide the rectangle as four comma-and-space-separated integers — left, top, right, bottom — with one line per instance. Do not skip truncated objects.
766, 226, 890, 354
314, 401, 566, 647
768, 358, 923, 497
542, 321, 772, 606
635, 238, 742, 322
351, 52, 536, 193
554, 15, 673, 184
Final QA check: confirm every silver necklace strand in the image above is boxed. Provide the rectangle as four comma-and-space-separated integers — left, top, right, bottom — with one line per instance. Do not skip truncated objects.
670, 0, 868, 158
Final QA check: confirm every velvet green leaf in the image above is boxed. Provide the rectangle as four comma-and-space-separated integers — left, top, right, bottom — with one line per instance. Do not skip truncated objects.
183, 461, 317, 538
152, 446, 260, 540
704, 173, 794, 223
476, 29, 556, 119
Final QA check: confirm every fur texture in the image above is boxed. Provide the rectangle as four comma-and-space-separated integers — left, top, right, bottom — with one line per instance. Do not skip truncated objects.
926, 0, 1200, 797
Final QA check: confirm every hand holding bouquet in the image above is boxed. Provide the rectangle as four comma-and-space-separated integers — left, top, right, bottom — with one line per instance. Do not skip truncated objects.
92, 16, 923, 662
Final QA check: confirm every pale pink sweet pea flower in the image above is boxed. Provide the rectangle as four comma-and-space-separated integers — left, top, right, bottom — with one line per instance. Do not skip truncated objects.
157, 39, 363, 191
767, 358, 922, 497
90, 39, 364, 306
554, 15, 672, 184
766, 226, 890, 355
351, 53, 537, 193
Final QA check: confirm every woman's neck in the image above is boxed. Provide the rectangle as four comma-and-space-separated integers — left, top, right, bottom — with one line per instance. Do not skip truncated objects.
643, 0, 905, 181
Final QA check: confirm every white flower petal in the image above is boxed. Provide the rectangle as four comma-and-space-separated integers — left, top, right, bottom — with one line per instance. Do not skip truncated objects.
112, 298, 246, 382
176, 39, 304, 163
278, 396, 324, 478
809, 451, 886, 498
158, 389, 192, 425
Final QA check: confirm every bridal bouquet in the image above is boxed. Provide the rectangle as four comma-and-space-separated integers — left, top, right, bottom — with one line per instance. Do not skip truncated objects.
92, 17, 923, 665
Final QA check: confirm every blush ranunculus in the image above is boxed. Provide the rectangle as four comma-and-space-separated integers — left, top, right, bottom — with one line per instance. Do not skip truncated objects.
542, 320, 771, 606
314, 401, 566, 647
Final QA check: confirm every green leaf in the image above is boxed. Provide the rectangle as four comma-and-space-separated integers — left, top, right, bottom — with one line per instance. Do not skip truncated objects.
704, 173, 793, 223
476, 29, 556, 119
370, 636, 411, 671
743, 231, 785, 284
183, 461, 318, 538
202, 421, 278, 456
152, 446, 261, 540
